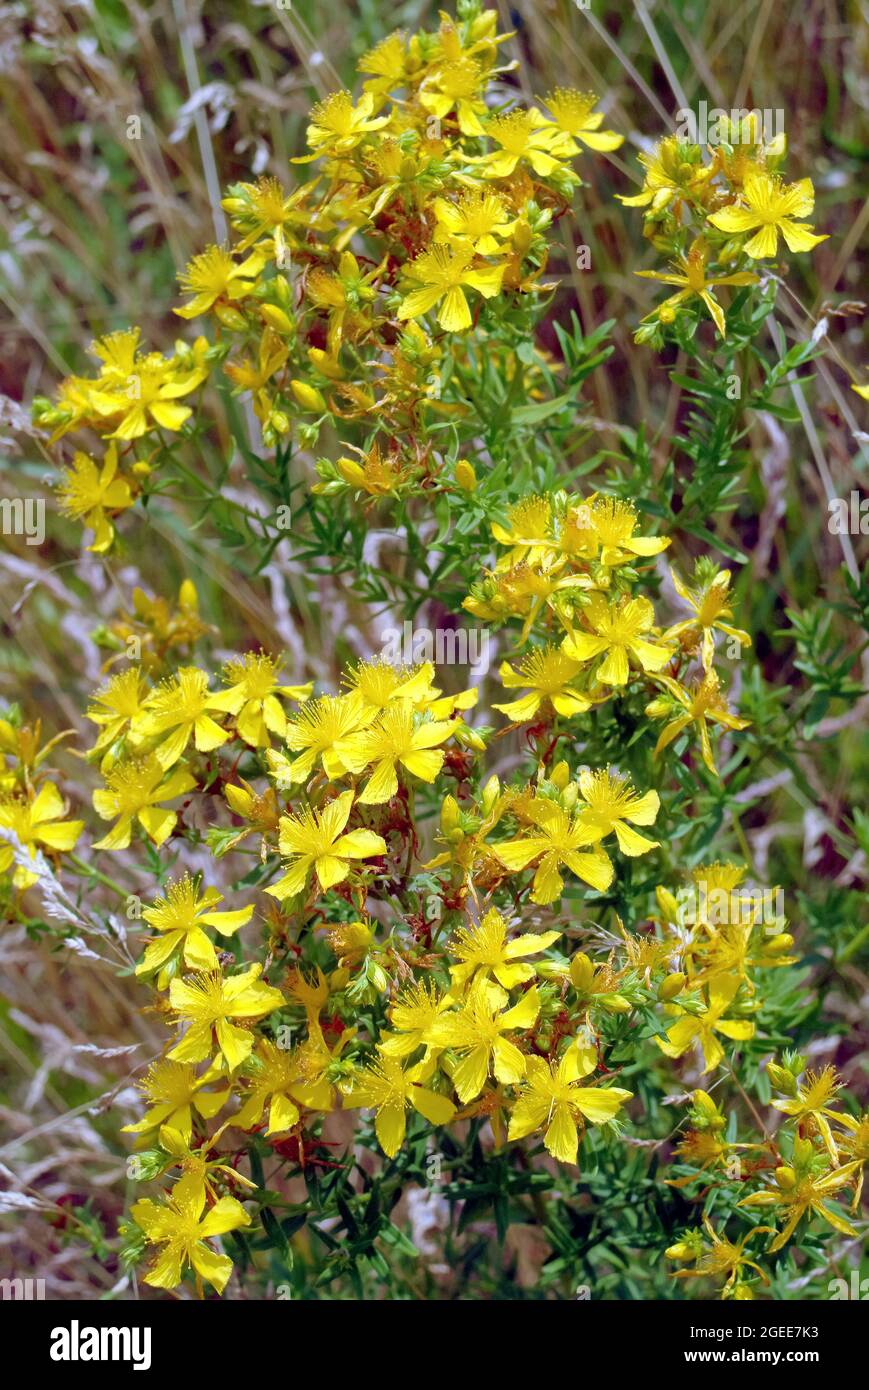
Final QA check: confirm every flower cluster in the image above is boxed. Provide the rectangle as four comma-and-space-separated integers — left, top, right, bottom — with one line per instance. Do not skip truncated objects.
34, 6, 624, 546
621, 116, 826, 345
15, 2, 863, 1306
466, 491, 748, 777
666, 1060, 867, 1298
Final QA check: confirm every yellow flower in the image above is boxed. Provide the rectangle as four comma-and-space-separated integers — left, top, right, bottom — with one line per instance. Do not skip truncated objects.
270, 693, 370, 786
491, 494, 553, 567
291, 1014, 355, 1111
646, 670, 749, 777
707, 171, 827, 258
157, 1124, 258, 1206
57, 443, 134, 552
666, 566, 751, 669
332, 441, 411, 497
328, 918, 374, 970
569, 953, 631, 1013
771, 1067, 843, 1165
343, 1054, 455, 1158
833, 1112, 869, 1209
265, 789, 386, 901
431, 982, 540, 1102
579, 495, 671, 566
635, 239, 758, 337
358, 31, 407, 99
617, 136, 711, 213
86, 667, 149, 757
0, 782, 83, 889
432, 189, 515, 255
449, 907, 560, 991
235, 1039, 304, 1135
419, 57, 488, 135
222, 175, 309, 259
576, 767, 660, 856
508, 1043, 632, 1164
379, 979, 452, 1062
168, 963, 284, 1071
341, 701, 456, 803
669, 1214, 773, 1298
493, 646, 592, 722
93, 351, 206, 441
397, 243, 505, 333
493, 798, 614, 904
174, 245, 260, 319
306, 250, 381, 356
304, 90, 388, 156
122, 1059, 229, 1145
656, 973, 755, 1073
136, 875, 254, 982
738, 1138, 859, 1250
341, 660, 437, 718
477, 108, 570, 178
562, 593, 673, 686
222, 777, 281, 851
220, 652, 312, 748
91, 753, 195, 850
136, 667, 242, 769
541, 89, 622, 153
131, 1184, 250, 1295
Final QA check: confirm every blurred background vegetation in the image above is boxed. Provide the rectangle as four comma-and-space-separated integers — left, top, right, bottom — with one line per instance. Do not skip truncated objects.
0, 0, 866, 1297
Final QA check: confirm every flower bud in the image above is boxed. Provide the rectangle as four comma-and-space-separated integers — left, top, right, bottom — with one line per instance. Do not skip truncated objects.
550, 760, 570, 790
455, 459, 477, 491
601, 993, 631, 1014
440, 794, 460, 834
569, 952, 594, 992
659, 972, 687, 1001
656, 886, 680, 924
535, 958, 569, 982
665, 1242, 693, 1261
764, 933, 793, 956
480, 775, 500, 816
767, 1062, 798, 1097
260, 303, 295, 335
214, 304, 249, 332
290, 380, 327, 413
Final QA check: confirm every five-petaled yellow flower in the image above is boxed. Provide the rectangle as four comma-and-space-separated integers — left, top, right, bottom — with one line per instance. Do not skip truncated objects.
169, 963, 285, 1071
343, 1053, 456, 1158
576, 767, 661, 855
136, 667, 242, 769
431, 981, 540, 1102
398, 243, 505, 333
56, 443, 134, 552
636, 239, 758, 337
449, 907, 560, 991
137, 875, 254, 982
342, 701, 456, 803
656, 973, 755, 1073
92, 754, 195, 850
707, 171, 827, 259
494, 646, 592, 722
132, 1183, 250, 1294
508, 1043, 633, 1164
0, 782, 83, 888
493, 798, 614, 903
563, 593, 673, 686
265, 789, 386, 901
